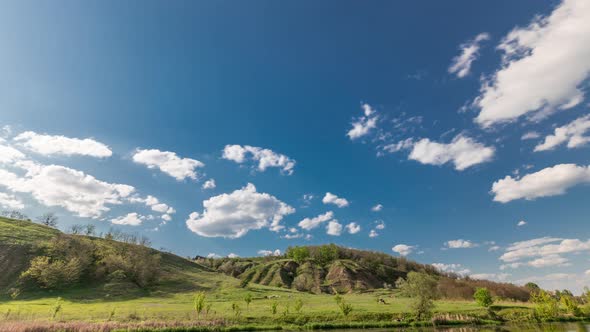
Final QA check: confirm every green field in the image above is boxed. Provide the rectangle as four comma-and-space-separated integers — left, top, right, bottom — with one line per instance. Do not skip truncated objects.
0, 217, 583, 331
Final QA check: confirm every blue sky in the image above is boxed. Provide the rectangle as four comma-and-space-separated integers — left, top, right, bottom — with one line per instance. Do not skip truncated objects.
1, 0, 590, 292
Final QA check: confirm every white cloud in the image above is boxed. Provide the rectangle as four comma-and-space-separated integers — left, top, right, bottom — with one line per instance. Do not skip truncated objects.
161, 214, 172, 222
185, 183, 295, 238
470, 273, 511, 281
491, 164, 590, 203
585, 270, 590, 276
345, 222, 361, 234
322, 192, 349, 208
517, 220, 527, 227
111, 212, 144, 226
326, 221, 343, 236
408, 135, 495, 171
0, 192, 24, 210
375, 221, 385, 230
445, 239, 477, 249
14, 131, 112, 158
298, 211, 335, 230
432, 263, 471, 275
347, 103, 378, 140
0, 144, 26, 164
488, 245, 501, 252
0, 164, 134, 218
130, 194, 175, 216
474, 0, 590, 127
382, 138, 415, 154
222, 145, 295, 175
258, 249, 282, 257
369, 230, 379, 238
202, 179, 216, 190
371, 204, 383, 212
207, 253, 221, 259
521, 131, 541, 140
500, 237, 590, 263
133, 149, 204, 181
448, 32, 490, 78
228, 253, 239, 258
392, 244, 415, 256
535, 115, 590, 151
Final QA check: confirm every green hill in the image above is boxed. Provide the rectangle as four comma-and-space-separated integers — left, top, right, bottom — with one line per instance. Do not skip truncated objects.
198, 245, 531, 301
0, 217, 530, 303
0, 217, 236, 300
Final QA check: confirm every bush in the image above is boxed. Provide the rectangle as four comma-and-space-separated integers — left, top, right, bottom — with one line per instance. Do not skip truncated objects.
531, 290, 559, 321
474, 287, 494, 308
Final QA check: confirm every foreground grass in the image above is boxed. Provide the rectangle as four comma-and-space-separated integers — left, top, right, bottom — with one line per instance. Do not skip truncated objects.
0, 282, 540, 331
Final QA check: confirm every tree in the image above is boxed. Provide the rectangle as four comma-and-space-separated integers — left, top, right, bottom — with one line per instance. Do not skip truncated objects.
286, 246, 310, 263
69, 224, 83, 235
193, 292, 206, 318
525, 282, 540, 293
2, 210, 28, 220
84, 224, 96, 236
244, 293, 252, 309
396, 272, 438, 320
317, 244, 338, 266
474, 287, 494, 309
531, 289, 559, 321
560, 293, 581, 316
37, 212, 58, 227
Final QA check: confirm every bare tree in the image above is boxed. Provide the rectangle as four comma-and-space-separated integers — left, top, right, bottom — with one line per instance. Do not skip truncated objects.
84, 224, 96, 236
69, 224, 83, 235
37, 212, 58, 228
2, 210, 29, 220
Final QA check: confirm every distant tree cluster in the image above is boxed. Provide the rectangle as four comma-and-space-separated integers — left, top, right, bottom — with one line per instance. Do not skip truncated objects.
1, 210, 29, 221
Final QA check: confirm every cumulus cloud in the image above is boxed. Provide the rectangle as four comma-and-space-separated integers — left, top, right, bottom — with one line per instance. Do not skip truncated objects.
133, 148, 204, 181
0, 144, 26, 164
326, 220, 343, 236
14, 131, 112, 158
432, 263, 471, 275
375, 221, 385, 230
371, 204, 383, 212
474, 0, 590, 127
369, 230, 379, 238
0, 192, 24, 209
347, 103, 378, 140
298, 211, 335, 230
521, 131, 541, 140
322, 192, 349, 208
129, 194, 175, 216
517, 220, 527, 227
202, 179, 216, 190
448, 32, 490, 78
258, 249, 282, 257
408, 135, 495, 171
345, 222, 361, 234
228, 253, 239, 258
500, 237, 590, 264
445, 239, 477, 249
185, 183, 295, 238
534, 115, 590, 151
392, 244, 415, 256
222, 145, 295, 175
0, 164, 134, 218
111, 212, 145, 226
491, 164, 590, 203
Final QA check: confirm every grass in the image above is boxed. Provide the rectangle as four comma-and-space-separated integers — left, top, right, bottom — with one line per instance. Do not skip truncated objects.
0, 217, 580, 331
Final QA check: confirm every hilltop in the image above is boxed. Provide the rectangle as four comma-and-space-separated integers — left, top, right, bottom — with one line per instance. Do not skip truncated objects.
197, 244, 531, 301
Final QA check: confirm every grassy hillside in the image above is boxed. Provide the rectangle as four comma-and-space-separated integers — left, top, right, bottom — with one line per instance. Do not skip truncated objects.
1, 217, 585, 331
199, 245, 530, 301
0, 217, 236, 300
